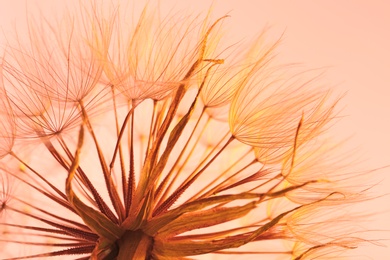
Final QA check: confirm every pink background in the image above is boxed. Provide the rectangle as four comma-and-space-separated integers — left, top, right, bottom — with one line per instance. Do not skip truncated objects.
1, 0, 389, 258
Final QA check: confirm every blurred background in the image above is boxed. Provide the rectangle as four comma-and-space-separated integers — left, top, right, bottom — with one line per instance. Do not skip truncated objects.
1, 0, 389, 258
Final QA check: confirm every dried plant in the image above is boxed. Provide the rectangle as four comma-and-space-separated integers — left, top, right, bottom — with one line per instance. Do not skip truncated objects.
0, 2, 376, 260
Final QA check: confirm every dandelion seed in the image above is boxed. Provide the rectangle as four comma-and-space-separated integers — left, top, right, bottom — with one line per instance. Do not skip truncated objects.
0, 2, 377, 260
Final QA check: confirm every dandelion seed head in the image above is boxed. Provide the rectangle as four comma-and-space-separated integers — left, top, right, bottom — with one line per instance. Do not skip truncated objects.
0, 1, 378, 260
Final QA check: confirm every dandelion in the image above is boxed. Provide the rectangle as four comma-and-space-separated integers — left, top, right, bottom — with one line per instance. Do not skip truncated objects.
0, 2, 375, 260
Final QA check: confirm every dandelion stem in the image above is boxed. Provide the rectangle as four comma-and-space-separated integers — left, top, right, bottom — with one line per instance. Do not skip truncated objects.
125, 100, 136, 215
178, 130, 231, 192
10, 151, 68, 201
109, 105, 135, 170
79, 102, 124, 222
192, 155, 257, 200
57, 135, 118, 222
144, 99, 157, 165
155, 109, 208, 206
153, 135, 235, 216
111, 85, 128, 205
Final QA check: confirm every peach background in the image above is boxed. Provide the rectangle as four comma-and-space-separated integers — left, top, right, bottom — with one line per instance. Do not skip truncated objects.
1, 0, 389, 258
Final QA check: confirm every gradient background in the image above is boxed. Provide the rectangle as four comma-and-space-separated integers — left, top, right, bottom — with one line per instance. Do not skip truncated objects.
1, 0, 389, 258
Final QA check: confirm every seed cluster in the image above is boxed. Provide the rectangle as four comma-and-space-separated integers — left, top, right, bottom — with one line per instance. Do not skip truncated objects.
0, 2, 371, 260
